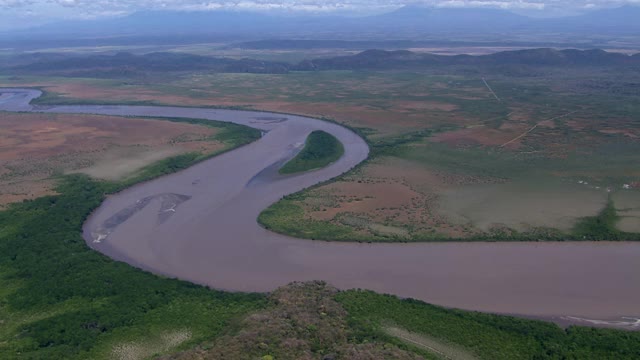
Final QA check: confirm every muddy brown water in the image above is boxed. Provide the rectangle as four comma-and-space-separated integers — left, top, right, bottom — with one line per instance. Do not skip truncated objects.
1, 89, 639, 330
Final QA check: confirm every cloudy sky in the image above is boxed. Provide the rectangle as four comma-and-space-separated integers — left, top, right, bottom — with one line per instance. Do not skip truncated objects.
0, 0, 638, 30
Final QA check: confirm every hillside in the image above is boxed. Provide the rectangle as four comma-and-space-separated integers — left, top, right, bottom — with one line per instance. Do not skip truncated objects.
7, 48, 638, 78
10, 52, 290, 77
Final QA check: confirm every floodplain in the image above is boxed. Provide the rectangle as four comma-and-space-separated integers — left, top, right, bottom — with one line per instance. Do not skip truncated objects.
1, 45, 639, 360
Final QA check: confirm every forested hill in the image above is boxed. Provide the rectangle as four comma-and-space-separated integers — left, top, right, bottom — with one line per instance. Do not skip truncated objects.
5, 48, 639, 78
10, 52, 290, 77
293, 48, 640, 71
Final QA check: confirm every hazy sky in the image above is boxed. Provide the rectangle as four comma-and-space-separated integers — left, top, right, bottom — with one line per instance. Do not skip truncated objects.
0, 0, 639, 30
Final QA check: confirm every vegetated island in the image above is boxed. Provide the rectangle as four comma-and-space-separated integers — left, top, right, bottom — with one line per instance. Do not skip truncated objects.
280, 130, 345, 175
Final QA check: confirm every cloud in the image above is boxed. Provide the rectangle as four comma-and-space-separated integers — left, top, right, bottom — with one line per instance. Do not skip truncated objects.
0, 0, 34, 8
3, 0, 640, 18
430, 1, 546, 9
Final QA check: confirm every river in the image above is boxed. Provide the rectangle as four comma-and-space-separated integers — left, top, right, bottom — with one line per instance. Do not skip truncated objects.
1, 88, 638, 330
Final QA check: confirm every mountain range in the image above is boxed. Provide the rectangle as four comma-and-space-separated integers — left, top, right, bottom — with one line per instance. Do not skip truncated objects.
2, 5, 640, 47
8, 48, 639, 78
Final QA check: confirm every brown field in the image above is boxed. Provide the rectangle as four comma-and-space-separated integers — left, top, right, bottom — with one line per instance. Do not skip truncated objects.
0, 113, 223, 207
292, 152, 623, 238
0, 74, 486, 138
296, 157, 504, 239
431, 124, 528, 148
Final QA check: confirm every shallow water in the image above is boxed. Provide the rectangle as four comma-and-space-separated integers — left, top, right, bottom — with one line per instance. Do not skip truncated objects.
1, 89, 639, 329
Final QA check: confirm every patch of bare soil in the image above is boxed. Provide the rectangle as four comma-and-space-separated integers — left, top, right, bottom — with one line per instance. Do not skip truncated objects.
162, 282, 423, 360
0, 113, 223, 206
297, 157, 492, 239
290, 149, 613, 238
75, 146, 186, 180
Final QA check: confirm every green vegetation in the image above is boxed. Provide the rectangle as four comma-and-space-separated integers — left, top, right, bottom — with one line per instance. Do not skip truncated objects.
337, 290, 640, 360
0, 118, 264, 359
163, 281, 640, 360
258, 198, 357, 241
279, 130, 345, 174
0, 176, 265, 360
573, 198, 634, 240
171, 282, 425, 360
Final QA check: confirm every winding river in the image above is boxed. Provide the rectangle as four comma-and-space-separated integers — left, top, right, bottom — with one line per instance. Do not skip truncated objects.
1, 89, 639, 330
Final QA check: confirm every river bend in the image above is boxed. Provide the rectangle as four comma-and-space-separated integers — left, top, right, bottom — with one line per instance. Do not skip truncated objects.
1, 88, 639, 329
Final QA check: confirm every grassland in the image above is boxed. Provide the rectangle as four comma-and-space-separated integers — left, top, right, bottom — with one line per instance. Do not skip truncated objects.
280, 130, 345, 174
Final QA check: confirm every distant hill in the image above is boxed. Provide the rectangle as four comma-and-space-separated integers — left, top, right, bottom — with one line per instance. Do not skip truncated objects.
294, 48, 640, 71
228, 40, 423, 50
228, 39, 590, 51
11, 52, 290, 77
6, 48, 638, 78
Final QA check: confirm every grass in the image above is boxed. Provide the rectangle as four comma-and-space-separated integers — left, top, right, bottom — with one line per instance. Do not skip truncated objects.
279, 130, 345, 174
